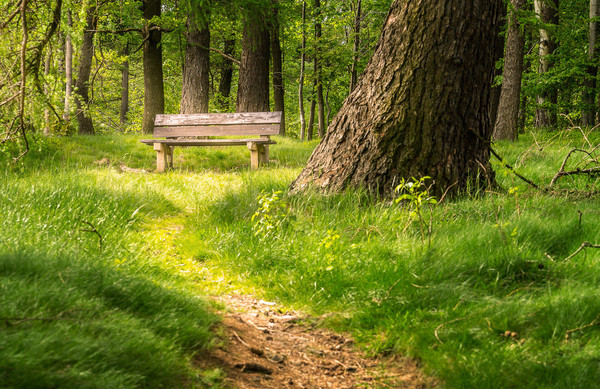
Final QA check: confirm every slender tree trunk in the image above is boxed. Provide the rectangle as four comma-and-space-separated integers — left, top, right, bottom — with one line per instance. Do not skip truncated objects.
75, 6, 97, 135
291, 0, 502, 198
236, 5, 270, 112
63, 11, 72, 122
120, 43, 129, 125
43, 49, 52, 135
582, 0, 600, 126
308, 88, 315, 140
271, 0, 286, 135
534, 0, 559, 129
180, 9, 210, 113
299, 1, 307, 140
218, 37, 235, 111
493, 0, 526, 141
489, 4, 507, 126
142, 0, 165, 134
350, 0, 362, 93
314, 0, 326, 137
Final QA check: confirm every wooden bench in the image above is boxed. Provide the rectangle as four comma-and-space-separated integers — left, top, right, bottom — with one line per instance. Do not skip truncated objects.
140, 111, 281, 171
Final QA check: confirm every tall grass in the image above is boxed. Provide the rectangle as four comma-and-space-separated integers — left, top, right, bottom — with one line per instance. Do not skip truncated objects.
179, 129, 600, 388
3, 130, 600, 387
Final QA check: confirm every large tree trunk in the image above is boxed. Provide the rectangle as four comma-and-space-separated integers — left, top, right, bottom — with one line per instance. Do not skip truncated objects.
271, 0, 286, 135
142, 0, 165, 134
181, 8, 210, 114
534, 0, 559, 129
291, 0, 502, 198
75, 6, 96, 135
236, 6, 270, 112
493, 0, 526, 141
582, 0, 600, 126
120, 43, 129, 125
299, 1, 307, 140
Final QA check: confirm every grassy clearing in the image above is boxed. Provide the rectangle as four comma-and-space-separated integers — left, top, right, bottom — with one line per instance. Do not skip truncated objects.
178, 130, 600, 388
3, 131, 600, 387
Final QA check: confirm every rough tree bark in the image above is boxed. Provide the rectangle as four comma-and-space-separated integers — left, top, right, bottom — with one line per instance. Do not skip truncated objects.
75, 6, 97, 135
533, 0, 559, 129
180, 7, 210, 114
290, 0, 502, 198
582, 0, 600, 126
270, 0, 286, 135
236, 5, 270, 112
142, 0, 165, 134
493, 0, 526, 141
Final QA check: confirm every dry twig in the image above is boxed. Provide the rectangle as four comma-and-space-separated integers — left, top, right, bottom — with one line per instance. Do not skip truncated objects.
563, 242, 600, 262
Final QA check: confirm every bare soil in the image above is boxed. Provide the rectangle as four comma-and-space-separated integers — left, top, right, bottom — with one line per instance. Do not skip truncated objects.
200, 294, 435, 388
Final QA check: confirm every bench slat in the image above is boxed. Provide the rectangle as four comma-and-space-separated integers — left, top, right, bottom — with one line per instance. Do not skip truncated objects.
155, 111, 282, 127
140, 138, 276, 147
153, 124, 279, 138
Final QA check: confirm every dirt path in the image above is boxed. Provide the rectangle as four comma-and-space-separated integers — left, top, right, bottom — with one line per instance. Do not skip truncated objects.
201, 294, 435, 388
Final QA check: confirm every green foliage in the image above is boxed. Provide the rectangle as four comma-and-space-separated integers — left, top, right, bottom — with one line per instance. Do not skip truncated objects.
251, 190, 291, 238
395, 176, 437, 244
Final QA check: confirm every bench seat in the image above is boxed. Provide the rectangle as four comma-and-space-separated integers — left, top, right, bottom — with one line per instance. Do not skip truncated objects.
140, 111, 281, 171
139, 138, 276, 147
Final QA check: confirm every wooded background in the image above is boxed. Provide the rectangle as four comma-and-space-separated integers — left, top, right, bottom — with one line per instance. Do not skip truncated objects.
1, 0, 597, 152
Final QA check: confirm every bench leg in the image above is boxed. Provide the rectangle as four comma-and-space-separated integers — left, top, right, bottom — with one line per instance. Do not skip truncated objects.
154, 143, 173, 172
167, 146, 174, 169
247, 142, 267, 170
262, 145, 269, 165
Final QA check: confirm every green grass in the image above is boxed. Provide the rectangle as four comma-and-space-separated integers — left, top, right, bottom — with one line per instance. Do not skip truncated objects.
3, 130, 600, 387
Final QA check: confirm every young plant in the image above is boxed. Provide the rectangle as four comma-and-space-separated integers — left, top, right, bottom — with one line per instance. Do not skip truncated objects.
395, 176, 437, 246
251, 190, 290, 239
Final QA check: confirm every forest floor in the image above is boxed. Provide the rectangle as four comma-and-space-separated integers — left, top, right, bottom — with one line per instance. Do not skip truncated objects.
201, 294, 435, 388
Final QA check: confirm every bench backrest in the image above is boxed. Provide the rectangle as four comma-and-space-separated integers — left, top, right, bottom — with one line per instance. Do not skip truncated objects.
153, 111, 282, 138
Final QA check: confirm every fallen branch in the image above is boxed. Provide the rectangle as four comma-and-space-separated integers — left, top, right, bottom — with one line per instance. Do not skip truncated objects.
550, 148, 600, 186
563, 241, 600, 262
467, 127, 539, 189
565, 314, 600, 341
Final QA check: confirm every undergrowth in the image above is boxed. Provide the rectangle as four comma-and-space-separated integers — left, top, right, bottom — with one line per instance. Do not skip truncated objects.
3, 131, 600, 388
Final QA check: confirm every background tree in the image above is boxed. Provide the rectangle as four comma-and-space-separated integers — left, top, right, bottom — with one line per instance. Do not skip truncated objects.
236, 1, 270, 113
582, 0, 600, 125
494, 0, 526, 141
291, 0, 503, 197
180, 1, 210, 114
349, 0, 362, 93
533, 0, 559, 129
74, 5, 97, 135
141, 0, 165, 134
299, 0, 307, 140
270, 0, 286, 135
